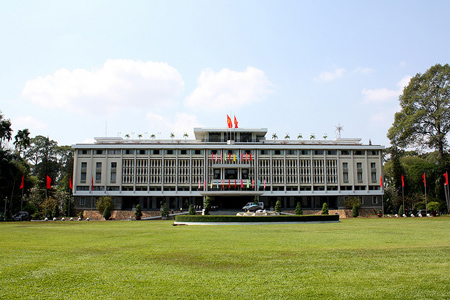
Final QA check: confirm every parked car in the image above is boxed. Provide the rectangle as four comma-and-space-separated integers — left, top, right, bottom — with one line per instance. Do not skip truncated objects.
242, 202, 264, 211
13, 211, 30, 221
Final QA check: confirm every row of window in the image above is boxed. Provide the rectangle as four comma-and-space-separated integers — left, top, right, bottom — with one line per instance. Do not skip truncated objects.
78, 149, 380, 156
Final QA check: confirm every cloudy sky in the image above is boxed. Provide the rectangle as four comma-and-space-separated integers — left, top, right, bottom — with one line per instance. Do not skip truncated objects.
1, 1, 449, 146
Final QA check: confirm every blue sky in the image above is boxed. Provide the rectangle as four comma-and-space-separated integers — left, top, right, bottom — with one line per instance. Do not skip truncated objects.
1, 0, 449, 147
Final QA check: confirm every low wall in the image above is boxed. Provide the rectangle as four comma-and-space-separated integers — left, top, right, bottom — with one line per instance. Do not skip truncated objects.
82, 210, 164, 220
285, 209, 379, 219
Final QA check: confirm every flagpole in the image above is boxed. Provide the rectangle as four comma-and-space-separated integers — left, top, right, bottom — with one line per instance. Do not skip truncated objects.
402, 185, 405, 215
424, 182, 427, 216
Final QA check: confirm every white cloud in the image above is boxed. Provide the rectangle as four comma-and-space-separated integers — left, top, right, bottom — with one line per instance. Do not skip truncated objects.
145, 112, 202, 138
20, 59, 184, 115
362, 75, 412, 103
13, 115, 47, 130
317, 68, 345, 81
185, 67, 272, 110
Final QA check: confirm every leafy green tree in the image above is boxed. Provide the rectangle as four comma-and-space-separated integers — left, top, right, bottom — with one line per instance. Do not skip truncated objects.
274, 200, 281, 213
322, 203, 329, 215
388, 64, 450, 163
294, 202, 303, 215
13, 129, 31, 158
96, 196, 113, 214
352, 205, 359, 217
253, 196, 259, 206
427, 201, 441, 213
135, 204, 142, 219
189, 204, 196, 215
344, 197, 361, 209
0, 112, 13, 149
52, 203, 60, 218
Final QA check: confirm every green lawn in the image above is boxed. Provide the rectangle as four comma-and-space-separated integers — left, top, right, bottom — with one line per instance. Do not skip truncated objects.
1, 218, 449, 299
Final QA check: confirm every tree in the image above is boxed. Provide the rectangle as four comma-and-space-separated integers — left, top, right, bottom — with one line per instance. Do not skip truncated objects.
96, 196, 113, 214
0, 112, 13, 149
135, 204, 142, 220
322, 203, 329, 215
160, 202, 169, 218
14, 129, 31, 158
103, 206, 111, 220
344, 197, 361, 210
427, 201, 441, 213
272, 133, 278, 140
52, 203, 60, 218
274, 200, 281, 213
352, 205, 359, 218
204, 196, 211, 215
284, 133, 290, 140
294, 202, 303, 215
189, 204, 196, 215
388, 64, 450, 163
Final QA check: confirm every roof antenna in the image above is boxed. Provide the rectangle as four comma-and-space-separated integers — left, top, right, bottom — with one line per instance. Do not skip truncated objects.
335, 123, 344, 139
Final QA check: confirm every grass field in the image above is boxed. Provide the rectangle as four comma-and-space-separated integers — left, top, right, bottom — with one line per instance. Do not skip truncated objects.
1, 218, 449, 299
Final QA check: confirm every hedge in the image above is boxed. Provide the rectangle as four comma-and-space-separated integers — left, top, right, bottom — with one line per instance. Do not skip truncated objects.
174, 214, 339, 223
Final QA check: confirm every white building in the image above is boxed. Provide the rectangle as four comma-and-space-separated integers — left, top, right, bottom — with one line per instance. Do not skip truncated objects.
72, 127, 384, 212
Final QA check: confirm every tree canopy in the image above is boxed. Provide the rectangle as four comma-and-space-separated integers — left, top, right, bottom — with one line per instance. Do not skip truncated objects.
388, 63, 450, 161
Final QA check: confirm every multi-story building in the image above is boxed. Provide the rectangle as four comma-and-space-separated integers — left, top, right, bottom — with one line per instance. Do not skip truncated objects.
72, 127, 384, 212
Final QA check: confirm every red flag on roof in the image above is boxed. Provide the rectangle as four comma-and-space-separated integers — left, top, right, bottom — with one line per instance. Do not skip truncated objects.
234, 115, 238, 128
227, 115, 232, 128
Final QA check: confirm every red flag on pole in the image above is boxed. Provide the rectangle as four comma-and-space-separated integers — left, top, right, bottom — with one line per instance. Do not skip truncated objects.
46, 175, 51, 189
380, 175, 383, 188
227, 115, 232, 128
234, 115, 238, 128
444, 172, 448, 186
91, 177, 94, 190
422, 173, 426, 187
401, 174, 404, 187
250, 152, 252, 161
69, 177, 73, 189
20, 175, 24, 189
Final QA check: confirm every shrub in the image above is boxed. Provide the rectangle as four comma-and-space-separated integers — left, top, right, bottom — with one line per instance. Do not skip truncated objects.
274, 200, 281, 213
189, 204, 196, 215
427, 201, 441, 212
253, 196, 259, 205
175, 214, 339, 223
135, 204, 142, 220
322, 203, 329, 215
352, 205, 359, 217
294, 202, 303, 215
97, 196, 113, 214
103, 206, 111, 220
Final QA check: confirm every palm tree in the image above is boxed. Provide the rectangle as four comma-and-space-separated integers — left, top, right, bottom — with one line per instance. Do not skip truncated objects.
285, 133, 290, 140
310, 134, 315, 140
137, 134, 143, 139
183, 132, 189, 141
14, 129, 31, 158
150, 134, 156, 140
170, 133, 175, 141
272, 133, 278, 140
124, 134, 130, 139
323, 133, 327, 139
297, 133, 303, 139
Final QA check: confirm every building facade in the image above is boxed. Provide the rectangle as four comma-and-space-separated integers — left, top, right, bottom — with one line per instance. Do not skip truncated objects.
72, 127, 384, 212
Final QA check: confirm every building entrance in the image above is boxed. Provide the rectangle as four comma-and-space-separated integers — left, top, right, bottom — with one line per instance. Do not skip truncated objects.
211, 196, 254, 210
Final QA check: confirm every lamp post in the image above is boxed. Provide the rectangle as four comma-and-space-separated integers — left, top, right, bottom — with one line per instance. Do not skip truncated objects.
3, 197, 7, 221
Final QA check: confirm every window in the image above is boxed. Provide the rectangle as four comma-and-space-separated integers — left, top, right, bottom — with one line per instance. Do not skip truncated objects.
80, 197, 85, 206
107, 149, 120, 155
372, 197, 378, 204
225, 169, 237, 179
95, 162, 102, 183
343, 162, 348, 170
286, 150, 297, 155
213, 169, 220, 179
152, 150, 160, 155
210, 150, 218, 155
327, 150, 337, 155
300, 150, 310, 155
354, 150, 364, 155
179, 150, 189, 155
137, 149, 147, 155
123, 149, 134, 155
340, 150, 350, 155
371, 162, 376, 169
242, 169, 249, 179
78, 149, 90, 155
369, 150, 379, 155
357, 162, 362, 169
95, 150, 104, 155
259, 150, 269, 155
165, 150, 174, 155
110, 162, 117, 183
80, 162, 87, 183
314, 150, 324, 155
273, 150, 283, 155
